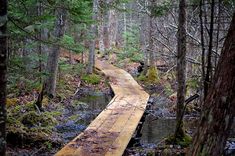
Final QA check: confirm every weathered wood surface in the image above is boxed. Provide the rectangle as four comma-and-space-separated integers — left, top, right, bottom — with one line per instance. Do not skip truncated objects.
55, 60, 149, 156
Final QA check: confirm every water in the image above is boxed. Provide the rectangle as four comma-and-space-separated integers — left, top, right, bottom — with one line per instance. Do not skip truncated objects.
56, 92, 112, 142
141, 117, 176, 146
140, 115, 198, 146
140, 115, 235, 156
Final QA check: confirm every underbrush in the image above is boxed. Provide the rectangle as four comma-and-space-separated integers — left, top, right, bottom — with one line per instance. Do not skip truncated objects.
6, 55, 110, 153
81, 74, 101, 85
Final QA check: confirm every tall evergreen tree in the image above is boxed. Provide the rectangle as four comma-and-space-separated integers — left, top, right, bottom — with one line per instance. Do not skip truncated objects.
0, 0, 7, 155
87, 0, 99, 74
45, 3, 67, 97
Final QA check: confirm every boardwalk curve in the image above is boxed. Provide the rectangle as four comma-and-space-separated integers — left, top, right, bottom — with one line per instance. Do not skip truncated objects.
56, 60, 149, 156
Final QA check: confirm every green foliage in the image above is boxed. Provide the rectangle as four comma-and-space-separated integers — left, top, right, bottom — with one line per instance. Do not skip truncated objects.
151, 0, 171, 17
81, 74, 101, 85
222, 0, 235, 6
59, 59, 85, 76
44, 141, 53, 150
137, 67, 160, 84
61, 34, 85, 53
166, 134, 192, 147
164, 82, 174, 96
187, 77, 200, 90
7, 53, 48, 95
146, 66, 160, 83
118, 25, 143, 62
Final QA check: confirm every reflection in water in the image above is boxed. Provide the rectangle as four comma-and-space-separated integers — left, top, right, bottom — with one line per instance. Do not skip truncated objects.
78, 93, 112, 125
141, 115, 199, 146
141, 117, 176, 145
56, 92, 112, 142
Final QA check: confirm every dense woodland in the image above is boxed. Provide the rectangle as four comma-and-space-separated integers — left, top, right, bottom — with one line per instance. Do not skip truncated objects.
0, 0, 235, 155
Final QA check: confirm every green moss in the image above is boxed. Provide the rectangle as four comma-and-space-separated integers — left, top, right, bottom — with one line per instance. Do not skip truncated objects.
6, 105, 62, 145
11, 105, 22, 115
20, 111, 58, 128
137, 74, 147, 82
25, 102, 35, 111
166, 134, 192, 147
44, 111, 62, 117
138, 66, 159, 84
81, 74, 101, 85
146, 150, 155, 156
6, 98, 18, 108
68, 114, 80, 121
137, 66, 160, 84
146, 66, 159, 83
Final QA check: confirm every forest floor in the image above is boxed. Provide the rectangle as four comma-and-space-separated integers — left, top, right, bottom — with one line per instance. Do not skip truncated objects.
104, 51, 235, 156
6, 51, 235, 156
6, 53, 113, 156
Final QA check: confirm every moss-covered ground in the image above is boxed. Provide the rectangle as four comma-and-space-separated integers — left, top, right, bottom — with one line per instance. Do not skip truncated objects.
6, 54, 111, 155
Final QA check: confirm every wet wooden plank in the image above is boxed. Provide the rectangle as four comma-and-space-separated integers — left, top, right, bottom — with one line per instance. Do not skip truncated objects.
55, 60, 149, 156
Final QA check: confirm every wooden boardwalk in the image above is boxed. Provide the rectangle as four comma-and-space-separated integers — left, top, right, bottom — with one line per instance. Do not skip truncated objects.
55, 60, 149, 156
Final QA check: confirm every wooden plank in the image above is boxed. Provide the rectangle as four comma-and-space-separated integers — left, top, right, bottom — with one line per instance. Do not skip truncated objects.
55, 60, 149, 156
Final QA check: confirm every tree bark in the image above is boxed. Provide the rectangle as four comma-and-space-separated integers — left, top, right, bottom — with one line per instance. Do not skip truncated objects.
37, 0, 43, 83
200, 0, 205, 102
175, 0, 187, 138
148, 15, 154, 66
108, 9, 117, 48
45, 6, 67, 97
140, 14, 148, 75
204, 0, 215, 98
98, 1, 105, 53
187, 12, 235, 156
0, 0, 7, 155
87, 0, 99, 74
214, 0, 221, 68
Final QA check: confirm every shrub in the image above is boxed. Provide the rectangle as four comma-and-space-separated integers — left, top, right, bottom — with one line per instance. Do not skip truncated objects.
81, 74, 101, 85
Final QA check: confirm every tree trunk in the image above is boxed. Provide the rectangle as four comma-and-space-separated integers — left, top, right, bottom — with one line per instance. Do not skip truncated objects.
187, 12, 235, 156
108, 9, 117, 48
123, 3, 127, 48
98, 4, 105, 53
37, 0, 43, 83
87, 0, 98, 74
204, 0, 215, 98
200, 0, 205, 102
0, 0, 7, 155
45, 7, 67, 97
175, 0, 187, 139
140, 14, 148, 75
214, 0, 221, 68
148, 15, 154, 66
